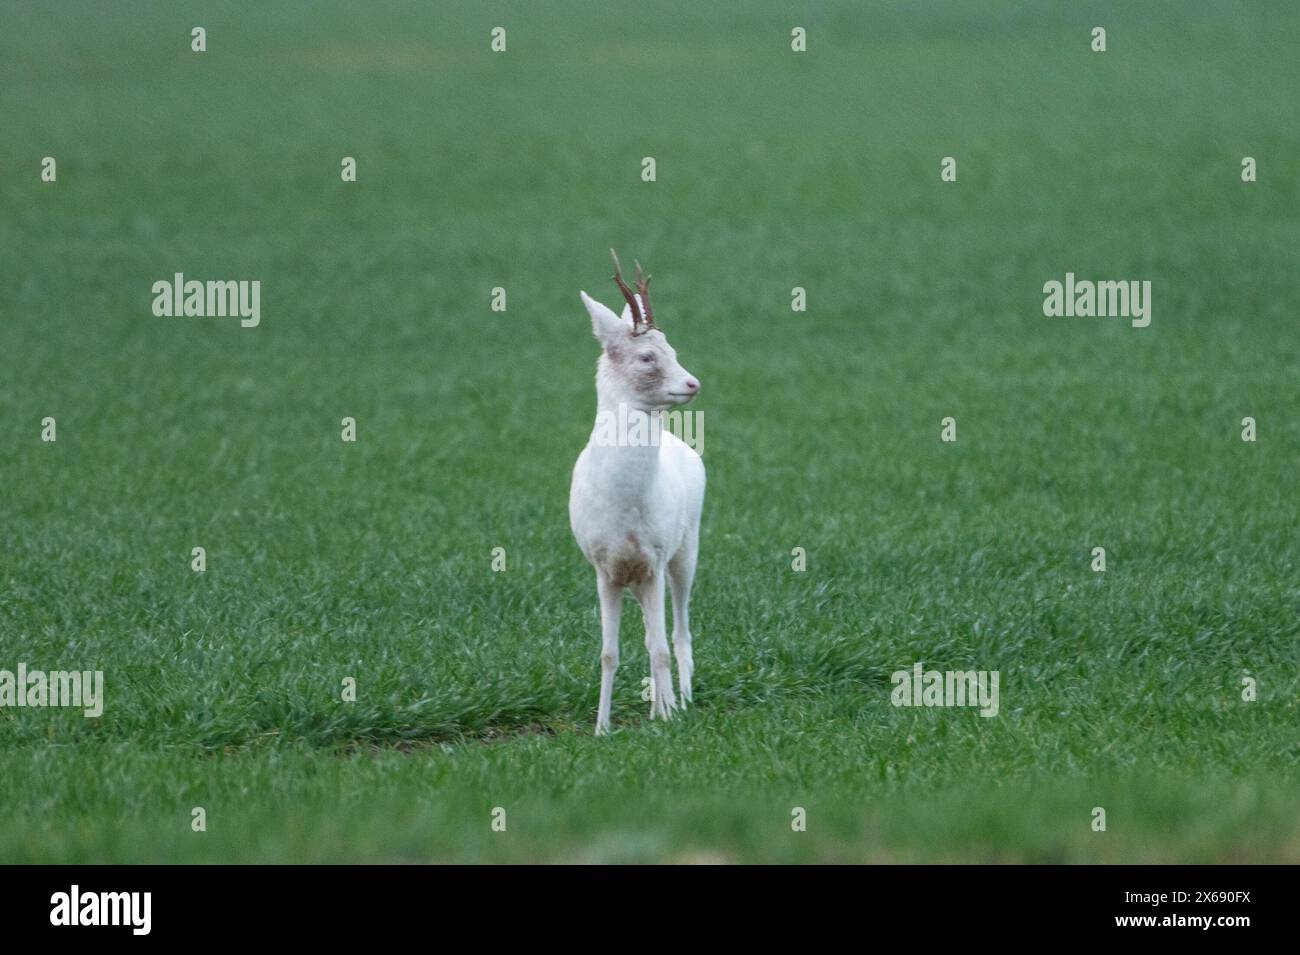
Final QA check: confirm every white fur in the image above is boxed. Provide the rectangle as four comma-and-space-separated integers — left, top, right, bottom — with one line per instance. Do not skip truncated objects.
570, 290, 705, 734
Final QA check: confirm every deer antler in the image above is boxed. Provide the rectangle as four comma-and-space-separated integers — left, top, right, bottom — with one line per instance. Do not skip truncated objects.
634, 259, 655, 332
610, 249, 658, 336
609, 248, 644, 333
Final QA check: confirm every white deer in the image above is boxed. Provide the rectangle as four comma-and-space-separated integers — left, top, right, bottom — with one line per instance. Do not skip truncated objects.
570, 251, 705, 735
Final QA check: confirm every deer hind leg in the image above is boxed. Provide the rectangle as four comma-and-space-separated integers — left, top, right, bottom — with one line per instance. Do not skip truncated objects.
595, 571, 622, 735
631, 572, 677, 720
667, 536, 698, 706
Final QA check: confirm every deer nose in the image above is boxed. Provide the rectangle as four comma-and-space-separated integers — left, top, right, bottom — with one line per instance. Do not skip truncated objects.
684, 377, 700, 393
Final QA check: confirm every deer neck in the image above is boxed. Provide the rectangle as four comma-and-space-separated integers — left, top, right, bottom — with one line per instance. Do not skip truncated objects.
588, 388, 662, 496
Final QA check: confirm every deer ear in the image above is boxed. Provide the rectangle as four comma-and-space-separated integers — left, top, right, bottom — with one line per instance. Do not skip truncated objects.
581, 291, 628, 345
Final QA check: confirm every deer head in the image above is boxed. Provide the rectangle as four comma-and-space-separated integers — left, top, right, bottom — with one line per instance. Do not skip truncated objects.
580, 249, 701, 411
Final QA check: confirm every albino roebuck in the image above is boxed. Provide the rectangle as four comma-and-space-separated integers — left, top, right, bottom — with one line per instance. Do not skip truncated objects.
569, 251, 705, 735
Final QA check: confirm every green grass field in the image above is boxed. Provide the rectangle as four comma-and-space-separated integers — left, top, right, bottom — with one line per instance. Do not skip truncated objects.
1, 1, 1297, 863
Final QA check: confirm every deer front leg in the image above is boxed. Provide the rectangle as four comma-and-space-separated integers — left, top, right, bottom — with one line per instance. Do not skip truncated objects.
633, 573, 677, 720
595, 572, 622, 735
668, 541, 697, 706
